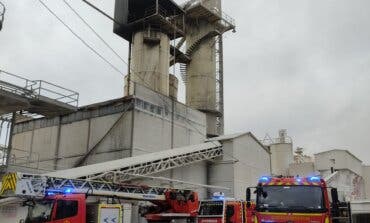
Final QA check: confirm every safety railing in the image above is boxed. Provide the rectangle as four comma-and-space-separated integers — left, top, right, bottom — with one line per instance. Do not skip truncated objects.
128, 5, 185, 32
221, 11, 236, 28
0, 69, 79, 107
185, 0, 236, 30
31, 80, 79, 107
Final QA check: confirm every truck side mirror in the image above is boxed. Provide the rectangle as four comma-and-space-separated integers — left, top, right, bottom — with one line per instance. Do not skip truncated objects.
246, 188, 251, 208
331, 188, 339, 204
331, 188, 339, 217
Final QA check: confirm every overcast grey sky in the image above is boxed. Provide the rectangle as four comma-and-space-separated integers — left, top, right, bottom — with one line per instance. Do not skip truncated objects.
0, 0, 369, 164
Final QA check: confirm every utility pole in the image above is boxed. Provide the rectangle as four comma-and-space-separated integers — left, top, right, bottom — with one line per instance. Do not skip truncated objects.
0, 1, 5, 31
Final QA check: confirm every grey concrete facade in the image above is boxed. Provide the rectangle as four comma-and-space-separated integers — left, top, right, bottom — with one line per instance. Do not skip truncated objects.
10, 84, 206, 174
129, 31, 171, 96
207, 133, 271, 199
363, 166, 370, 199
315, 150, 363, 176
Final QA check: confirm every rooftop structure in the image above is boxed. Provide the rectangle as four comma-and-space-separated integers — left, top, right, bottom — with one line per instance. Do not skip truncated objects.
314, 149, 363, 176
113, 0, 185, 42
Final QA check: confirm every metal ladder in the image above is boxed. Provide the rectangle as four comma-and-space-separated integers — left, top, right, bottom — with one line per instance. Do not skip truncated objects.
1, 172, 185, 201
332, 202, 352, 223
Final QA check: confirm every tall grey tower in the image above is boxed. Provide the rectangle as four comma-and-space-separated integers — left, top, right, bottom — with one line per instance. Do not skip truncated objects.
181, 0, 235, 137
114, 0, 185, 97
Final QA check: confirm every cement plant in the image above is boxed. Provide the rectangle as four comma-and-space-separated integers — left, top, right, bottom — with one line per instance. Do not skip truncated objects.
0, 0, 369, 222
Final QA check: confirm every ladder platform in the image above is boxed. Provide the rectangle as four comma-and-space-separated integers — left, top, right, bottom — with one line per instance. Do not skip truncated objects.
186, 3, 221, 23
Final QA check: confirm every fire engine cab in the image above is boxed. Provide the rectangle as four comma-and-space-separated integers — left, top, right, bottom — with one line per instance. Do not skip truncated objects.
197, 193, 254, 223
246, 176, 351, 223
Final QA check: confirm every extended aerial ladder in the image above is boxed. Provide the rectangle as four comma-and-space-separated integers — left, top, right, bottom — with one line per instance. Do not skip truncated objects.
0, 141, 224, 202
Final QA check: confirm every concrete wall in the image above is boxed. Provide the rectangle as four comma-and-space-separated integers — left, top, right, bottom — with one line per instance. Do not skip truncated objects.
362, 166, 370, 199
208, 134, 271, 199
288, 162, 315, 177
10, 84, 208, 199
315, 150, 363, 176
11, 109, 133, 172
270, 143, 293, 176
0, 203, 28, 223
208, 140, 235, 196
130, 31, 170, 96
324, 169, 366, 201
232, 135, 271, 199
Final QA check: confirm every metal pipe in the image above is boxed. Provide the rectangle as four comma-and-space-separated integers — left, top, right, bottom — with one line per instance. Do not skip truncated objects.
4, 120, 9, 147
0, 1, 5, 31
126, 41, 132, 96
0, 120, 4, 140
5, 112, 16, 168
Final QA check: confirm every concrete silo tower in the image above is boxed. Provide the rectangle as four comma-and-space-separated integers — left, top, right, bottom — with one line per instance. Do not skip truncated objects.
181, 0, 235, 137
114, 0, 185, 96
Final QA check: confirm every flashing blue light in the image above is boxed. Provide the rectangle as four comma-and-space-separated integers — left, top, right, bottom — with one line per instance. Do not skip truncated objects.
64, 188, 73, 194
259, 176, 271, 183
212, 192, 225, 201
47, 192, 55, 196
212, 195, 225, 201
296, 178, 303, 183
308, 176, 321, 182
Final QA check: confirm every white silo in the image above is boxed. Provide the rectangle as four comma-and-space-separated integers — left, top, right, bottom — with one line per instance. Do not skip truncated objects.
270, 130, 294, 176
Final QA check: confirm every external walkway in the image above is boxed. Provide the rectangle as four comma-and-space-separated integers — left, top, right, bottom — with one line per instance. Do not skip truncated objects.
0, 70, 79, 117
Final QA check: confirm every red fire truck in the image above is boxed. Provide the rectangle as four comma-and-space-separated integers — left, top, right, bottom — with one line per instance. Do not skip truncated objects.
0, 173, 199, 223
197, 193, 255, 223
21, 190, 199, 223
246, 176, 351, 223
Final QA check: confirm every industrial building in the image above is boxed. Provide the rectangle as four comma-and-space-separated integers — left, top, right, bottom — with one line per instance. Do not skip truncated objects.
1, 0, 370, 222
1, 0, 241, 201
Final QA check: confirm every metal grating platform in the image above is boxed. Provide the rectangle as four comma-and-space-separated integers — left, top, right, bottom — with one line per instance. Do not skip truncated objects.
0, 70, 79, 117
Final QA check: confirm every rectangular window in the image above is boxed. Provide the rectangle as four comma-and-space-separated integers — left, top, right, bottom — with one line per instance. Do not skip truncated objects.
136, 99, 143, 108
150, 104, 155, 113
157, 107, 162, 115
55, 200, 78, 220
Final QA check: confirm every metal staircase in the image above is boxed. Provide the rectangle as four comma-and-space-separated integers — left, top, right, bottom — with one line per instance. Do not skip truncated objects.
180, 30, 221, 83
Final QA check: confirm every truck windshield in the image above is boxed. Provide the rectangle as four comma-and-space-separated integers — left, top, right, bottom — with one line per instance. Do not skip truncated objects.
257, 186, 325, 213
199, 201, 224, 216
26, 200, 54, 223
